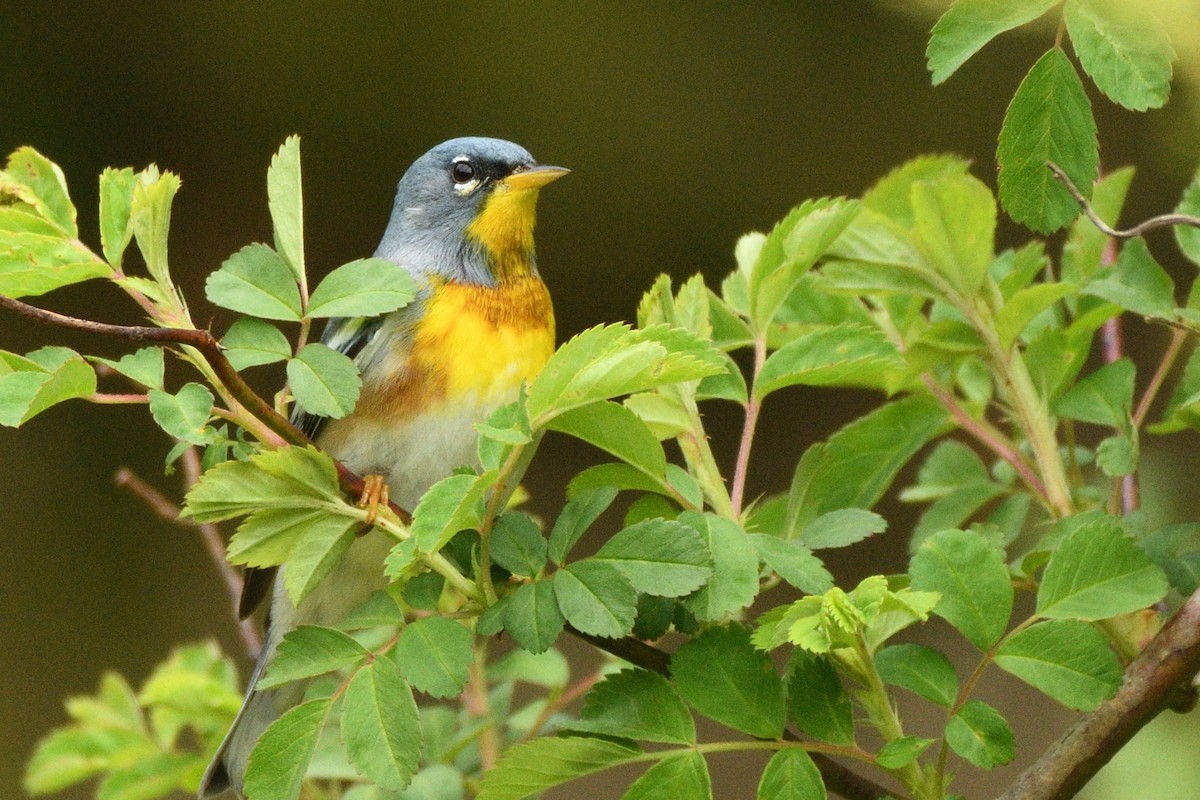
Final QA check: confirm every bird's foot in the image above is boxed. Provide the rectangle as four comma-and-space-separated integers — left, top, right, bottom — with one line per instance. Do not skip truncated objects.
357, 474, 389, 528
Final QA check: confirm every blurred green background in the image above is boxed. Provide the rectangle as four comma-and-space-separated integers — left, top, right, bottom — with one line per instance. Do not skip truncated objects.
4, 2, 1200, 798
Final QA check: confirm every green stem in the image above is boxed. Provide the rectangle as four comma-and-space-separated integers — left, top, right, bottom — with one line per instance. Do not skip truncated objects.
730, 334, 767, 517
373, 513, 482, 602
851, 634, 931, 799
675, 389, 735, 518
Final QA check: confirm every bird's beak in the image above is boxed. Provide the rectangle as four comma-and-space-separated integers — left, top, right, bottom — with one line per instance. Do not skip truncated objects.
504, 165, 570, 190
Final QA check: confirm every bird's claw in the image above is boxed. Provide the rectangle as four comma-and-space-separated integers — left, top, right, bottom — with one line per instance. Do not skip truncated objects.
357, 474, 388, 528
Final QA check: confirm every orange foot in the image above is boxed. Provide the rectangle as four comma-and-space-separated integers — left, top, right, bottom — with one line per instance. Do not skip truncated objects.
357, 474, 389, 528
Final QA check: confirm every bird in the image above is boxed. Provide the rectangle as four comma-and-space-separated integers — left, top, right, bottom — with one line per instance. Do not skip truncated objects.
198, 137, 567, 797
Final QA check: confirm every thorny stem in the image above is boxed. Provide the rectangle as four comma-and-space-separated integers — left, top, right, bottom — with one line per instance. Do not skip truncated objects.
851, 634, 930, 799
730, 334, 767, 518
1047, 161, 1200, 239
674, 389, 736, 518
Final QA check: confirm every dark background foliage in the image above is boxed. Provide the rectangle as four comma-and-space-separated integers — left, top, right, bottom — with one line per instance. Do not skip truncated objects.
3, 3, 1199, 798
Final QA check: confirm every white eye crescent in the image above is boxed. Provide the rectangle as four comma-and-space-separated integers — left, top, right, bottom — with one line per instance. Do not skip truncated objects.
451, 156, 479, 195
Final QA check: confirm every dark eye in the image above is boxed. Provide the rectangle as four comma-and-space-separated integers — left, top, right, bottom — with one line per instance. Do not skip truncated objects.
451, 161, 475, 183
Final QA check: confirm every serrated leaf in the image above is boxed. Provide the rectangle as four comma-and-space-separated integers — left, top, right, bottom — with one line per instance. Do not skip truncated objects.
129, 168, 181, 292
502, 580, 565, 653
994, 619, 1121, 710
623, 752, 711, 800
996, 282, 1076, 348
1096, 434, 1137, 477
91, 347, 165, 390
1082, 237, 1175, 319
671, 624, 785, 739
4, 147, 77, 235
593, 518, 712, 597
268, 136, 305, 281
750, 535, 832, 594
0, 346, 96, 426
1065, 0, 1174, 112
396, 617, 473, 698
98, 167, 137, 269
910, 528, 1013, 650
0, 231, 109, 298
553, 561, 637, 638
876, 738, 934, 770
758, 748, 826, 800
476, 737, 640, 800
206, 243, 302, 321
341, 655, 422, 791
874, 643, 959, 707
411, 472, 490, 552
1175, 168, 1200, 268
926, 0, 1059, 85
945, 700, 1015, 769
786, 650, 854, 745
223, 318, 293, 369
545, 400, 668, 485
490, 512, 548, 577
488, 648, 570, 689
911, 172, 997, 297
257, 626, 369, 690
755, 322, 902, 398
678, 512, 758, 621
182, 446, 342, 521
306, 258, 417, 318
548, 486, 617, 565
244, 698, 331, 800
1037, 517, 1169, 619
282, 518, 359, 605
288, 342, 362, 419
998, 48, 1098, 233
569, 669, 696, 744
799, 508, 887, 550
148, 383, 214, 445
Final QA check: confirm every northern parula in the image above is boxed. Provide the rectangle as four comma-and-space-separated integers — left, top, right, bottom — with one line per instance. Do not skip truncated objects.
199, 137, 567, 797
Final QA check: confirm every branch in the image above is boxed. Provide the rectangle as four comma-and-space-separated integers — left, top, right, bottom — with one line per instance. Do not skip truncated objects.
996, 588, 1200, 800
564, 625, 900, 800
1047, 161, 1200, 239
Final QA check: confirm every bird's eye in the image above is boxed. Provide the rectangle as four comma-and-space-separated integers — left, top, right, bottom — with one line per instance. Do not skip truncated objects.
451, 161, 475, 183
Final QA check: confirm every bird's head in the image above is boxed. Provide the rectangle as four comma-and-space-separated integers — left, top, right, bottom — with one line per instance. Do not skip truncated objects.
376, 137, 568, 285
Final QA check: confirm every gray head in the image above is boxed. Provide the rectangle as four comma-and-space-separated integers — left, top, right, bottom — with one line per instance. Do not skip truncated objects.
374, 137, 568, 286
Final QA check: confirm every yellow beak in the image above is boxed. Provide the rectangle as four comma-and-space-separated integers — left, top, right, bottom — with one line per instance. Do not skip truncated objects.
503, 165, 570, 191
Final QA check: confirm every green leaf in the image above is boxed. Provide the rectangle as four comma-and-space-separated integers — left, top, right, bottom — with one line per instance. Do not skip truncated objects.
340, 591, 406, 629
99, 167, 138, 269
282, 517, 358, 605
786, 650, 854, 745
994, 619, 1122, 710
182, 446, 343, 521
244, 698, 331, 800
4, 147, 77, 235
910, 528, 1013, 650
0, 232, 109, 298
411, 472, 489, 553
396, 617, 473, 699
799, 508, 887, 550
148, 383, 214, 445
750, 535, 832, 594
1037, 517, 1169, 619
926, 0, 1059, 85
1064, 0, 1174, 111
548, 486, 617, 565
1175, 167, 1200, 268
226, 508, 349, 568
1096, 434, 1137, 477
996, 282, 1076, 348
876, 738, 935, 770
306, 258, 417, 318
97, 754, 194, 800
911, 172, 997, 297
545, 401, 667, 484
206, 243, 303, 321
570, 669, 696, 745
288, 342, 362, 419
623, 752, 711, 800
503, 580, 565, 654
129, 167, 181, 292
671, 624, 785, 739
257, 625, 369, 690
945, 700, 1015, 769
678, 512, 758, 621
863, 154, 971, 224
476, 737, 640, 800
749, 198, 861, 328
1143, 523, 1200, 595
593, 518, 712, 597
223, 318, 293, 369
341, 655, 422, 791
0, 346, 96, 426
553, 560, 638, 638
268, 135, 306, 281
490, 512, 548, 577
997, 48, 1099, 233
91, 347, 165, 391
755, 322, 902, 398
624, 391, 691, 439
488, 648, 570, 689
1082, 237, 1175, 319
758, 748, 826, 800
874, 643, 959, 707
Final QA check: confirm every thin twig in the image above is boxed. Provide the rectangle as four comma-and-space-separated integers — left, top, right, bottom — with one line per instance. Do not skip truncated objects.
1133, 328, 1189, 429
730, 334, 767, 517
1047, 161, 1200, 239
996, 588, 1200, 800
